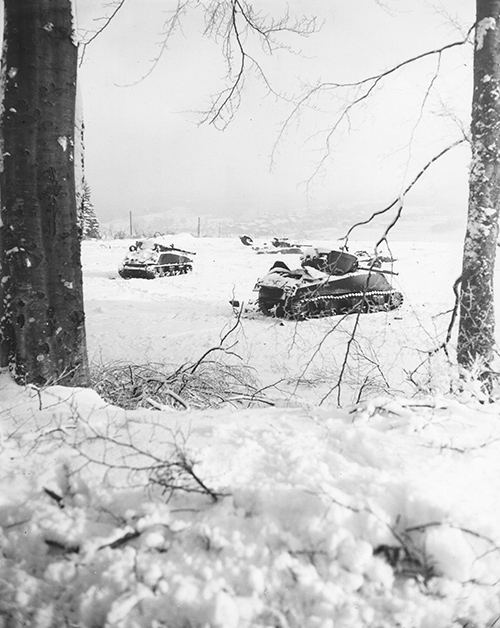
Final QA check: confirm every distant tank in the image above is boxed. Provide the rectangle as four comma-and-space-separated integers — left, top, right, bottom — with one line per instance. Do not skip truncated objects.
118, 240, 195, 279
239, 234, 254, 246
239, 234, 306, 255
254, 250, 403, 319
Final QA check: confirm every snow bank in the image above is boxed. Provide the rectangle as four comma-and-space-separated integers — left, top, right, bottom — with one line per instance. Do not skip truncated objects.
1, 374, 500, 627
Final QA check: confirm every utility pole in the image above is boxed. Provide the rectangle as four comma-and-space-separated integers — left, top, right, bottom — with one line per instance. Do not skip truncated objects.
129, 210, 133, 237
197, 216, 201, 238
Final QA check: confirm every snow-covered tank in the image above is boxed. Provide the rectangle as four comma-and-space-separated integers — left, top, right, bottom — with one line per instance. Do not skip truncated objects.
300, 246, 395, 271
118, 240, 195, 279
254, 250, 403, 319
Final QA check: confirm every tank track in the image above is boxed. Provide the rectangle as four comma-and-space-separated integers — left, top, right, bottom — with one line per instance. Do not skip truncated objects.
283, 289, 403, 320
119, 264, 192, 279
153, 264, 192, 277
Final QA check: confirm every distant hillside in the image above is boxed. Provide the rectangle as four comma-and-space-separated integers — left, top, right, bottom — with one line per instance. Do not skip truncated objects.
100, 204, 466, 242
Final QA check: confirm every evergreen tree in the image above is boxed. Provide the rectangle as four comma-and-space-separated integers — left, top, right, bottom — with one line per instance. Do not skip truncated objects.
78, 178, 101, 239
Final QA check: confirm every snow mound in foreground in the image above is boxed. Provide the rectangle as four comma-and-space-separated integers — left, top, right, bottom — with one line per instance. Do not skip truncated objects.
1, 375, 500, 627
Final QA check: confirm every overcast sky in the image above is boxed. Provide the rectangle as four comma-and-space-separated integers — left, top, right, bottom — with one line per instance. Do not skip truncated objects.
75, 0, 474, 228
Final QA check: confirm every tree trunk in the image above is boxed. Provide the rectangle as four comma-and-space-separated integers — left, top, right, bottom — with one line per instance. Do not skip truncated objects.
458, 0, 500, 382
0, 0, 89, 386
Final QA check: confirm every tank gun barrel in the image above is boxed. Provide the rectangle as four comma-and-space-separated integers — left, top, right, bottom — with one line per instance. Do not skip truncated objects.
165, 245, 196, 255
357, 265, 399, 276
173, 248, 197, 256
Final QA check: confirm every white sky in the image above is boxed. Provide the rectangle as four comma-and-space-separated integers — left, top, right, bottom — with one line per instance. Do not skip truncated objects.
75, 0, 473, 226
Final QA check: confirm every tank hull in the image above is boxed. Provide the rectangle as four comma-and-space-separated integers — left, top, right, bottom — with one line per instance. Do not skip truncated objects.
257, 270, 403, 320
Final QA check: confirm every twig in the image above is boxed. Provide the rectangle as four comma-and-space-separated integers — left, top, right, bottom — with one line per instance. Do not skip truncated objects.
79, 0, 128, 66
99, 530, 141, 550
320, 311, 362, 406
405, 521, 499, 549
272, 25, 474, 166
145, 388, 189, 410
188, 305, 243, 375
225, 394, 275, 406
342, 138, 467, 242
43, 487, 64, 508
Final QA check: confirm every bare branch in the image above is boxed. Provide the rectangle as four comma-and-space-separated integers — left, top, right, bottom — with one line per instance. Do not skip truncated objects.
272, 26, 473, 168
443, 276, 462, 351
79, 0, 127, 67
405, 521, 499, 549
291, 312, 351, 397
319, 311, 362, 406
399, 52, 442, 190
117, 0, 191, 87
200, 0, 317, 128
340, 138, 467, 243
187, 305, 243, 374
113, 0, 317, 128
205, 1, 246, 126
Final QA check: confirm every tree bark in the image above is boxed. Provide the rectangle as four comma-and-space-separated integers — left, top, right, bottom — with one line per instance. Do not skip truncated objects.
458, 0, 500, 382
0, 0, 89, 386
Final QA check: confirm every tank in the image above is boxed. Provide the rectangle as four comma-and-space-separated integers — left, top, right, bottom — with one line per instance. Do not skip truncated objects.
239, 234, 306, 255
254, 251, 403, 319
118, 240, 195, 279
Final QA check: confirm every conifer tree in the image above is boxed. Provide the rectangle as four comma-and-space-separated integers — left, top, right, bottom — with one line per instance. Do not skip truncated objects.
78, 178, 101, 240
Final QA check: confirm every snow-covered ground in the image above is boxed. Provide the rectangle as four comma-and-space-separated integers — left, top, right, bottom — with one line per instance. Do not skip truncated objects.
83, 235, 487, 405
1, 236, 500, 627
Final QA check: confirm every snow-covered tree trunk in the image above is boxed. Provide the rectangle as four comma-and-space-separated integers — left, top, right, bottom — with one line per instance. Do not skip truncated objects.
75, 84, 86, 236
458, 0, 500, 383
0, 0, 89, 386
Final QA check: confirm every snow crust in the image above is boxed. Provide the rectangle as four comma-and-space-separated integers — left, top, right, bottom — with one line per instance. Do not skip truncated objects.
476, 17, 496, 51
70, 0, 78, 45
1, 376, 500, 626
1, 237, 500, 625
57, 136, 68, 152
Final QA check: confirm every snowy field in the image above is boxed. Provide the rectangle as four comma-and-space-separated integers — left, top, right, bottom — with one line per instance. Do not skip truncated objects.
2, 235, 500, 627
83, 235, 499, 404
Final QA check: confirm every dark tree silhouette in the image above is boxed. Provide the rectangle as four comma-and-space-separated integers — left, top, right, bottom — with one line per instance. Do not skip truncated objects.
458, 0, 500, 384
0, 0, 89, 386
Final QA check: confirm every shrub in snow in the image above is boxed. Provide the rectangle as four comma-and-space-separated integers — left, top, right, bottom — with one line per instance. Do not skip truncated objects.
407, 349, 500, 405
91, 357, 266, 411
